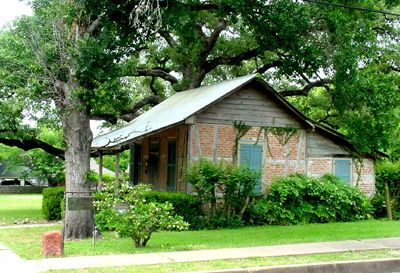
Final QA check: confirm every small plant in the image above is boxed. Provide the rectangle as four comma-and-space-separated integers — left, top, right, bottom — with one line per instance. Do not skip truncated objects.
94, 183, 188, 247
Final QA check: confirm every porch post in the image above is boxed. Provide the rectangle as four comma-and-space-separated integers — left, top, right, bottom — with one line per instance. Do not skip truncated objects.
115, 151, 120, 186
98, 151, 103, 190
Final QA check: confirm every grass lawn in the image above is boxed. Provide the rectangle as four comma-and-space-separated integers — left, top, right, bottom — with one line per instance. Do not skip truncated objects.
0, 219, 399, 260
47, 249, 400, 273
0, 194, 44, 225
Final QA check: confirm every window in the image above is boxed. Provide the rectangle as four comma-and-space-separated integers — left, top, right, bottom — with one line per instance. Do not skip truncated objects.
130, 143, 142, 185
148, 139, 160, 187
167, 140, 177, 192
239, 144, 263, 194
334, 159, 351, 184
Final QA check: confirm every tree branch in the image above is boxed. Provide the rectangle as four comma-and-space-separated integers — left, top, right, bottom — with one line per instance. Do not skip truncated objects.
133, 69, 178, 84
87, 16, 102, 34
0, 137, 65, 159
200, 20, 227, 61
149, 76, 158, 95
205, 48, 259, 73
90, 95, 163, 124
186, 3, 220, 11
256, 60, 283, 74
158, 29, 176, 47
120, 95, 163, 122
279, 79, 330, 97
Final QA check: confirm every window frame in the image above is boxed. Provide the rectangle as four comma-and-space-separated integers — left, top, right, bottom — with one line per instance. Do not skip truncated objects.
238, 142, 264, 194
333, 158, 352, 185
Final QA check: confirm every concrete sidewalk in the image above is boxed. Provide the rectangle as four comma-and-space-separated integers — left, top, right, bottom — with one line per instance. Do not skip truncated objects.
1, 237, 400, 272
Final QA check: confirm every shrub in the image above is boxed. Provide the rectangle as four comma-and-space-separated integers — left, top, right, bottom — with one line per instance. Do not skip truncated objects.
375, 161, 400, 219
249, 174, 373, 225
186, 159, 261, 229
144, 191, 204, 230
42, 187, 65, 220
94, 183, 189, 247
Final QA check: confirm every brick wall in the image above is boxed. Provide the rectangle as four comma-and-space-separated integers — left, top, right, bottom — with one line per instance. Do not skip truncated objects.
191, 122, 375, 195
137, 125, 187, 192
307, 158, 333, 177
352, 158, 375, 197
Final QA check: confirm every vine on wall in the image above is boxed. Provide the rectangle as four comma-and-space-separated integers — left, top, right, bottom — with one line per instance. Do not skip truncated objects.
232, 121, 251, 164
257, 126, 299, 158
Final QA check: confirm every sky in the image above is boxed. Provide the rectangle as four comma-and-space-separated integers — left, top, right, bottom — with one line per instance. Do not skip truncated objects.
0, 0, 32, 28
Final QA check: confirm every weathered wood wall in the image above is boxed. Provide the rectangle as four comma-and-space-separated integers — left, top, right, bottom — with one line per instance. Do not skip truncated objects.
306, 132, 350, 157
196, 86, 303, 128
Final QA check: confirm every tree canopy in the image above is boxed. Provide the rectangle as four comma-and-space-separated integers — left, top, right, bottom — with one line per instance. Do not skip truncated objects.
0, 0, 399, 238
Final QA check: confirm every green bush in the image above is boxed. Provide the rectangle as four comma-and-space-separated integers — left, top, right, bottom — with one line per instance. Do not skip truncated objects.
144, 191, 205, 230
42, 187, 65, 221
87, 172, 115, 186
249, 174, 373, 225
186, 159, 261, 229
374, 161, 400, 219
94, 183, 188, 247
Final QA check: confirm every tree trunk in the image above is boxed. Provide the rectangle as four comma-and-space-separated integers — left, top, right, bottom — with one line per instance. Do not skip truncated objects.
62, 82, 94, 240
384, 180, 393, 220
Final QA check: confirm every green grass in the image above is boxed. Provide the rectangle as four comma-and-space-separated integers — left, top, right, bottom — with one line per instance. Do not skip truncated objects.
0, 194, 44, 225
47, 249, 400, 273
0, 219, 399, 260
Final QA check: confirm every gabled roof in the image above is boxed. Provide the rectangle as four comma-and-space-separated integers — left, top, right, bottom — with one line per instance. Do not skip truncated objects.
92, 74, 384, 158
92, 74, 260, 150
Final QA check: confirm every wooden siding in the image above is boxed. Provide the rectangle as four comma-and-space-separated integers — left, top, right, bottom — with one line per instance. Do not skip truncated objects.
306, 132, 349, 157
196, 86, 303, 128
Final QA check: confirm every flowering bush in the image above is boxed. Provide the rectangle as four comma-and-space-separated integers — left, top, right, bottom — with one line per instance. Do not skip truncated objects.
94, 183, 189, 247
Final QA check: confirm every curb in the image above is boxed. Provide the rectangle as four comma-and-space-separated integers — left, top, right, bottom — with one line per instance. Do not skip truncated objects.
187, 258, 400, 273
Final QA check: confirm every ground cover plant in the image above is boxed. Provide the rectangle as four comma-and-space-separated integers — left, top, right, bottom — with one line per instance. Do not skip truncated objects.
46, 249, 400, 273
0, 219, 398, 260
0, 194, 44, 225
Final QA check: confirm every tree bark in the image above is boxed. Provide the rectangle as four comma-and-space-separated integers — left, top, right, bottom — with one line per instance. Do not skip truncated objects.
384, 180, 393, 220
61, 81, 94, 240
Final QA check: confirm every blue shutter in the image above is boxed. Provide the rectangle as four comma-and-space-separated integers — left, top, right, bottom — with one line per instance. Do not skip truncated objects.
250, 145, 263, 193
334, 159, 351, 184
240, 144, 263, 194
240, 144, 251, 167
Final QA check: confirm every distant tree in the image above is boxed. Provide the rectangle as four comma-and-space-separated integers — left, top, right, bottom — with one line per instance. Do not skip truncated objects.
0, 129, 64, 186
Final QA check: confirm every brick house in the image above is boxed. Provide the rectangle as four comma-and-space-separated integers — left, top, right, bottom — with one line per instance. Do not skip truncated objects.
92, 74, 377, 196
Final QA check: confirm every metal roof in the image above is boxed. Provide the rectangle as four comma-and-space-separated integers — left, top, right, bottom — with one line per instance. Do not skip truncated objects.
92, 74, 257, 150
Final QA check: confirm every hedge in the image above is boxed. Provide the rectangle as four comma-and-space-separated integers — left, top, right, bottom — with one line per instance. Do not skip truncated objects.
144, 191, 205, 230
42, 187, 65, 221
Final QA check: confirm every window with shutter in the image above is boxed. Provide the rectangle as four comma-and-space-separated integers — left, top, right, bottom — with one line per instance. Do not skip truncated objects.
239, 144, 263, 194
334, 159, 351, 184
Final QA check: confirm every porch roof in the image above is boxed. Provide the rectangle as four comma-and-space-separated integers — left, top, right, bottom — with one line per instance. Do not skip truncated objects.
92, 74, 257, 151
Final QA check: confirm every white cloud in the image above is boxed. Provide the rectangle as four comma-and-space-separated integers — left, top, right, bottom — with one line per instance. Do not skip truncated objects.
0, 0, 32, 28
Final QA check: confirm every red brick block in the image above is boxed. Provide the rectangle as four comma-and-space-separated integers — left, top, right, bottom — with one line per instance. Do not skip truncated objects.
42, 230, 63, 257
